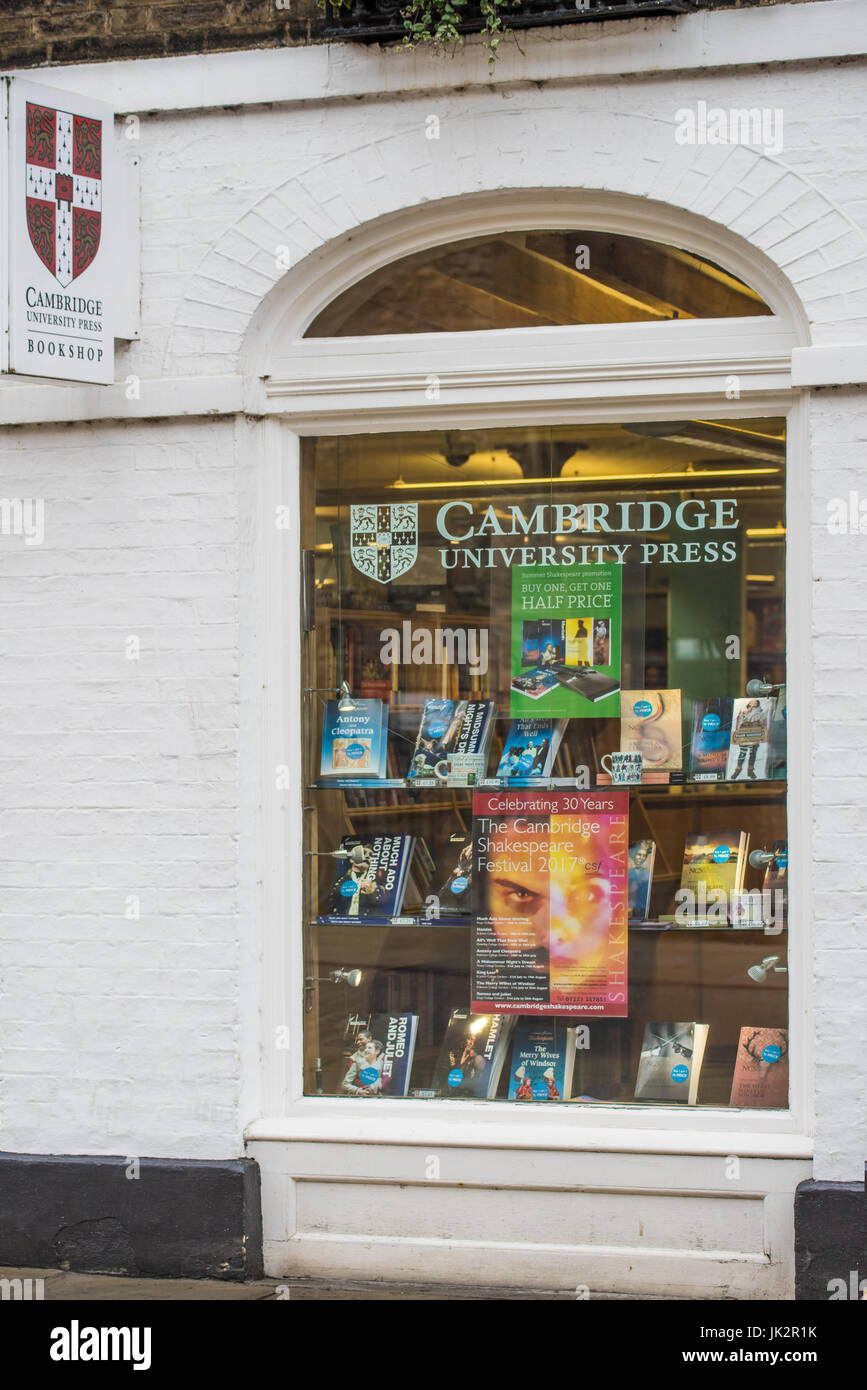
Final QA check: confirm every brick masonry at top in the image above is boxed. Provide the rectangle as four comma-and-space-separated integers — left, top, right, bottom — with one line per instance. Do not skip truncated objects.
0, 0, 837, 69
0, 0, 324, 68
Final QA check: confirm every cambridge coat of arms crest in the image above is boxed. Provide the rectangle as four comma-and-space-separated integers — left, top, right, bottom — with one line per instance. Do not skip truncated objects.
350, 504, 418, 584
25, 101, 102, 287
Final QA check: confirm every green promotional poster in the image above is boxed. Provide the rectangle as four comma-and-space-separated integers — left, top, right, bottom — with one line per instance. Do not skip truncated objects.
510, 563, 622, 718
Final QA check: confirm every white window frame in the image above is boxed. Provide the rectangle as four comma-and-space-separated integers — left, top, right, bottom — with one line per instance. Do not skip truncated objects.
245, 203, 812, 1164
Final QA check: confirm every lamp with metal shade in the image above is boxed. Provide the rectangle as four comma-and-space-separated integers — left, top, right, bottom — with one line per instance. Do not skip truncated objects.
749, 847, 781, 870
747, 956, 788, 983
745, 678, 785, 699
337, 681, 357, 712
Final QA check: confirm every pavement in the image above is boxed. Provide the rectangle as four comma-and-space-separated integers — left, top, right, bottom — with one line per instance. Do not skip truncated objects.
0, 1265, 645, 1300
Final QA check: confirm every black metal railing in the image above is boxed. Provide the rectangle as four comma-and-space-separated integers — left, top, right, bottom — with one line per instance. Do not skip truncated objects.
323, 0, 709, 42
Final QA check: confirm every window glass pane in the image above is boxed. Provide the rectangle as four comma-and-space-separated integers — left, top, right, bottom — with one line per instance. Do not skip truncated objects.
302, 419, 788, 1108
305, 233, 772, 337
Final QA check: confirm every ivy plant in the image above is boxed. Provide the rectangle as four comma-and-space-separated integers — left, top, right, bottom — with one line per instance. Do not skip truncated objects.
322, 0, 523, 66
399, 0, 522, 63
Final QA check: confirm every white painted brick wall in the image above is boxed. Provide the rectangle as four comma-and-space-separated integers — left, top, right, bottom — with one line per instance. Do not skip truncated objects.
2, 33, 866, 1184
809, 389, 867, 1180
101, 59, 867, 384
0, 418, 242, 1159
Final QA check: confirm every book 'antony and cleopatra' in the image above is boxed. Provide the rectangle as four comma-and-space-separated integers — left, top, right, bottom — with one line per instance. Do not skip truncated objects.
620, 689, 683, 773
322, 834, 415, 921
689, 697, 734, 781
470, 788, 629, 1016
729, 1026, 788, 1108
494, 717, 567, 782
507, 1019, 577, 1100
634, 1021, 710, 1105
431, 1009, 514, 1099
319, 698, 388, 779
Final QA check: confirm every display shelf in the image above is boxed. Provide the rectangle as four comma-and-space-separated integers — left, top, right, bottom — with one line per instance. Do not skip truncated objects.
314, 778, 418, 790
627, 780, 785, 799
315, 915, 471, 928
629, 920, 788, 933
312, 777, 588, 791
310, 777, 786, 795
328, 799, 471, 817
321, 606, 492, 624
316, 917, 786, 934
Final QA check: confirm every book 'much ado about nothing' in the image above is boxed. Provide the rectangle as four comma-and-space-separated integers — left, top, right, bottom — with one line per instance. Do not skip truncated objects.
323, 834, 415, 921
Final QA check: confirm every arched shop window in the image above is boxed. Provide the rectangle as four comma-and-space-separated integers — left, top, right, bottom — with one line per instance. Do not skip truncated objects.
305, 231, 772, 336
296, 224, 791, 1114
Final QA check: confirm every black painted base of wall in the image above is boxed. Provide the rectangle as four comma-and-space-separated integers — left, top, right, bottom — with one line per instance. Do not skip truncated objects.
795, 1177, 866, 1300
0, 1153, 262, 1282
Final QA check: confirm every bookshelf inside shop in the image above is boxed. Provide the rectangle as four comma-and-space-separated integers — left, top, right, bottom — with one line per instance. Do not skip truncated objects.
301, 421, 789, 1110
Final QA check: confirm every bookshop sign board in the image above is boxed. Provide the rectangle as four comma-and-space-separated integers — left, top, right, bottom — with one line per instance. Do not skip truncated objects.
3, 78, 114, 384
